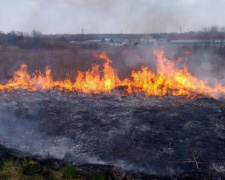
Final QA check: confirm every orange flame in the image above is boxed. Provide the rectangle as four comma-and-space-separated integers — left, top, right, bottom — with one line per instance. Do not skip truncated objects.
74, 52, 121, 94
0, 49, 225, 99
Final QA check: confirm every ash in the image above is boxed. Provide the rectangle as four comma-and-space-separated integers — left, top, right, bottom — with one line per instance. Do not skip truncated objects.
0, 91, 224, 175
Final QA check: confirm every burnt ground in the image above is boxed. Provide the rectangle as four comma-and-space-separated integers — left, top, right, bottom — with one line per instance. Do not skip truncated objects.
0, 91, 225, 179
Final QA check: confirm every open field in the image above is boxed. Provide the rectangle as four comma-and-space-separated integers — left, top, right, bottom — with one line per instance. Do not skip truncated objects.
0, 46, 225, 179
0, 45, 225, 83
0, 46, 148, 82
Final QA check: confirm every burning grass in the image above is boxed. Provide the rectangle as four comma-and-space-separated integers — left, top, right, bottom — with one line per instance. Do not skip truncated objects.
0, 89, 224, 177
0, 46, 225, 178
0, 48, 225, 99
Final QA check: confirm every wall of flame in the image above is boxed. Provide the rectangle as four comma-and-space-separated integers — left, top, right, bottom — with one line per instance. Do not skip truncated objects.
0, 49, 224, 99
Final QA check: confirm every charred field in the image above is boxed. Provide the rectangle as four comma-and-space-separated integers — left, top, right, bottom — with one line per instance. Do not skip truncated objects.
0, 46, 225, 179
0, 92, 225, 179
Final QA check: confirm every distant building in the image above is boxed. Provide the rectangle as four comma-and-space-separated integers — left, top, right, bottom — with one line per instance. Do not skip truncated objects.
125, 39, 140, 46
101, 37, 113, 44
101, 37, 128, 47
112, 38, 125, 46
169, 34, 225, 48
140, 36, 156, 46
169, 39, 223, 48
156, 39, 168, 46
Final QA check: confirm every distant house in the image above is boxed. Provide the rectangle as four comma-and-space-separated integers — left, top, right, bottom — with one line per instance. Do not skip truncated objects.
101, 37, 113, 44
101, 37, 127, 47
112, 38, 125, 46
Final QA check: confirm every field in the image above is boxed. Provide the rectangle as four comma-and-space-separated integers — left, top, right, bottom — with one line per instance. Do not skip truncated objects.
0, 45, 225, 85
0, 45, 225, 179
0, 46, 145, 82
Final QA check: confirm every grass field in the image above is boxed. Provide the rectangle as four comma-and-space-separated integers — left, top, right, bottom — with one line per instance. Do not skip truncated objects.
0, 46, 155, 83
1, 45, 225, 87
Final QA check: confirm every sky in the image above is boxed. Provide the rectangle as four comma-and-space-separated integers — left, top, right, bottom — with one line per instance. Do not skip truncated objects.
0, 0, 225, 34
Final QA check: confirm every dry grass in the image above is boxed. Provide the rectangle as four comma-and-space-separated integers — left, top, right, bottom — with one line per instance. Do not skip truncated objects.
0, 46, 154, 83
0, 159, 90, 180
0, 159, 44, 180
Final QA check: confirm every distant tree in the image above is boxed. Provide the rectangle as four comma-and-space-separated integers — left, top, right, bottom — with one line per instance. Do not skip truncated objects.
0, 31, 6, 45
31, 30, 42, 37
206, 26, 225, 56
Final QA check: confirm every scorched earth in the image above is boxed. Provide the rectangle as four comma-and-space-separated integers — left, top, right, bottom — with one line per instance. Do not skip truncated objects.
0, 91, 224, 176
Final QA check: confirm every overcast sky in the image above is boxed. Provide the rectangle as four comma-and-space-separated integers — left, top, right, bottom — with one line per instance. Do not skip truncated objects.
0, 0, 225, 34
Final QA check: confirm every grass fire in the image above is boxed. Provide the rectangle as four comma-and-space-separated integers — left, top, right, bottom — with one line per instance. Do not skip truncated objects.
1, 49, 225, 99
1, 0, 225, 179
0, 47, 225, 180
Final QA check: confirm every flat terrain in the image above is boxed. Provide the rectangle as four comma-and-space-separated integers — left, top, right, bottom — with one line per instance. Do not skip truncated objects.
0, 92, 224, 177
0, 46, 153, 82
0, 46, 225, 179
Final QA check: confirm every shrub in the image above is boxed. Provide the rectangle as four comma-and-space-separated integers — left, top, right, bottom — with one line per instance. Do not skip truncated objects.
49, 169, 63, 180
90, 174, 105, 180
62, 165, 77, 179
21, 158, 41, 175
0, 159, 23, 179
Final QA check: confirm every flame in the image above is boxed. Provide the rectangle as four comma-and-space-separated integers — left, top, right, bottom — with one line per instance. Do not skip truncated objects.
0, 49, 225, 99
74, 52, 121, 94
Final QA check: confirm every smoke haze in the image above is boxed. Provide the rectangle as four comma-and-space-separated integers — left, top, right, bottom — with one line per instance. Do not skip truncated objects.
0, 0, 225, 34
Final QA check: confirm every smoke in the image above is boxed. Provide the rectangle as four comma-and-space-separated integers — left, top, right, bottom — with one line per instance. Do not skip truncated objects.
113, 44, 225, 89
185, 51, 224, 85
166, 47, 225, 87
0, 101, 74, 160
0, 93, 178, 175
1, 0, 225, 34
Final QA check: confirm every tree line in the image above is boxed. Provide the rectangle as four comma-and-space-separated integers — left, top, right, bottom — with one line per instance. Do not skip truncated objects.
0, 26, 225, 52
0, 30, 69, 49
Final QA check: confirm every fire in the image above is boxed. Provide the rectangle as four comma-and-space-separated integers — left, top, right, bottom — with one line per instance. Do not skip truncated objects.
0, 49, 225, 99
74, 52, 121, 94
130, 49, 225, 98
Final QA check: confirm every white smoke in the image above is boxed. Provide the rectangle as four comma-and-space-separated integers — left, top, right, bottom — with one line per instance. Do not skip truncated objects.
1, 0, 225, 34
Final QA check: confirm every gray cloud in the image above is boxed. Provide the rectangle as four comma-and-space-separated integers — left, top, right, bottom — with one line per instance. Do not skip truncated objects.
0, 0, 225, 34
